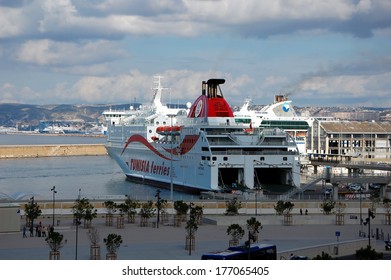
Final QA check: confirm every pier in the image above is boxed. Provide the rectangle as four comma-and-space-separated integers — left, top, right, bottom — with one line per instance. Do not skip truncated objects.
0, 144, 107, 158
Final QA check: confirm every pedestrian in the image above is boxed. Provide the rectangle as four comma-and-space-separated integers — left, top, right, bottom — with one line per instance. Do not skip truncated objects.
29, 225, 34, 237
305, 209, 308, 215
42, 226, 46, 237
22, 226, 27, 238
300, 208, 302, 215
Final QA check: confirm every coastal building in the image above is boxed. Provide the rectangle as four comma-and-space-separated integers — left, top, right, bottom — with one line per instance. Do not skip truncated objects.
307, 120, 391, 160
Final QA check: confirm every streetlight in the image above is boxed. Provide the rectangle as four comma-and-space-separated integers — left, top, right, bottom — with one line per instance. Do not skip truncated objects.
254, 186, 261, 216
75, 217, 81, 260
51, 186, 57, 227
188, 202, 194, 256
363, 209, 375, 247
167, 114, 176, 211
155, 189, 161, 228
30, 196, 35, 230
359, 189, 363, 236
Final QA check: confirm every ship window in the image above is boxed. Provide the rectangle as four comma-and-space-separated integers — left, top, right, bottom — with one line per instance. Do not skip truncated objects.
156, 121, 160, 125
260, 157, 265, 161
223, 157, 228, 161
283, 157, 287, 161
212, 156, 217, 161
163, 121, 167, 125
149, 130, 152, 133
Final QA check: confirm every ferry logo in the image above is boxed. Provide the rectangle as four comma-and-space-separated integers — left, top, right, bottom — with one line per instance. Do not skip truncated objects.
283, 102, 290, 112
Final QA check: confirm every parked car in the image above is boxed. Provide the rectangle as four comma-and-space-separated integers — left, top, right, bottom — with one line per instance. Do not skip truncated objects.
348, 183, 363, 192
369, 183, 382, 190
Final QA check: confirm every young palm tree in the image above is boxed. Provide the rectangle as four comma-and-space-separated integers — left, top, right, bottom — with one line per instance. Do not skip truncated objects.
104, 233, 123, 260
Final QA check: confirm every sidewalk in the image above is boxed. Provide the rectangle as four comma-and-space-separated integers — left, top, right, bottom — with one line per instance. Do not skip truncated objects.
0, 215, 389, 260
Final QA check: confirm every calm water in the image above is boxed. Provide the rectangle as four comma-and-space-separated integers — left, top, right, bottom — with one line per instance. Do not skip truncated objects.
0, 134, 193, 201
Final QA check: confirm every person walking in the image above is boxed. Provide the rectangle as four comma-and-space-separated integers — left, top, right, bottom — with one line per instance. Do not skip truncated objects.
22, 226, 27, 238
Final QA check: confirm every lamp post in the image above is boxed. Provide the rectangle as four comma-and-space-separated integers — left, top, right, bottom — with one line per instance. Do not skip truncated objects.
30, 196, 35, 229
51, 186, 57, 227
188, 202, 194, 256
75, 217, 81, 260
359, 189, 363, 235
363, 209, 375, 247
167, 114, 176, 211
254, 186, 260, 216
155, 189, 161, 228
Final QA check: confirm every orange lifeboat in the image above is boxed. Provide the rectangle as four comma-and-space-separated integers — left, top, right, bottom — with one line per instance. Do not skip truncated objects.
156, 126, 165, 134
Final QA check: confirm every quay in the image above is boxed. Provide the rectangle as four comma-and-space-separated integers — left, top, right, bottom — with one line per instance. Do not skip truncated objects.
1, 197, 391, 260
0, 144, 107, 158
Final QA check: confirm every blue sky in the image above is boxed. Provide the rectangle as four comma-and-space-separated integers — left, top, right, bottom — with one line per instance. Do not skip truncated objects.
0, 0, 391, 107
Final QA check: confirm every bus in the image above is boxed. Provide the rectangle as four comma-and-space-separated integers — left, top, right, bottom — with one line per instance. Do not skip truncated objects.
201, 243, 277, 260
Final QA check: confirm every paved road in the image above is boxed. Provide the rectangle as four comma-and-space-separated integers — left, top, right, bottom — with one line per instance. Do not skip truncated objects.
0, 215, 389, 260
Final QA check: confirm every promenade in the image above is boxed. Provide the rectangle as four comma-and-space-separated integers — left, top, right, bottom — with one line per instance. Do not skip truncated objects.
0, 214, 390, 260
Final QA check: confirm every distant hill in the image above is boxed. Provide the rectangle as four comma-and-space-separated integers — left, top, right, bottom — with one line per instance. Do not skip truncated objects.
1, 102, 390, 131
0, 103, 133, 129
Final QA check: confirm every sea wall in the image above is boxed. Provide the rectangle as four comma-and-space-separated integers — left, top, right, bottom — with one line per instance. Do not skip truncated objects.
0, 144, 107, 158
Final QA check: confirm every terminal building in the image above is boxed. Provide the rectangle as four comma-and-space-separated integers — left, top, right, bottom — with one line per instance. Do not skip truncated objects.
307, 120, 391, 161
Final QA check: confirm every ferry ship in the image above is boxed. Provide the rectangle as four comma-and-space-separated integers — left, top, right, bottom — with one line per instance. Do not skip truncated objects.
234, 95, 314, 155
105, 78, 301, 193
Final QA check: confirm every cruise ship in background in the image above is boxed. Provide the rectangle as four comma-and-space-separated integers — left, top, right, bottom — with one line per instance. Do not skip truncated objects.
105, 77, 301, 194
234, 95, 314, 155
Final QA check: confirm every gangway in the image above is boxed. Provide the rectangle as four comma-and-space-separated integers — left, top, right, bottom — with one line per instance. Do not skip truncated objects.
282, 176, 325, 199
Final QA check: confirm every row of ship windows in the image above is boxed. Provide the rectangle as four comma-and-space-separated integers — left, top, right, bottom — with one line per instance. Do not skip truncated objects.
201, 156, 289, 161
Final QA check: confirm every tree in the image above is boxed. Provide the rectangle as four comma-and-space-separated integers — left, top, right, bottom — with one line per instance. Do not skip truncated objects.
125, 197, 140, 223
313, 251, 333, 260
226, 224, 245, 245
72, 197, 96, 228
139, 200, 155, 226
190, 205, 204, 225
320, 199, 335, 215
87, 226, 100, 246
356, 245, 383, 260
225, 197, 242, 215
104, 233, 123, 260
246, 217, 262, 243
383, 198, 391, 214
174, 200, 189, 216
87, 227, 101, 260
104, 200, 116, 215
104, 200, 116, 226
24, 200, 42, 227
274, 200, 294, 215
46, 231, 64, 251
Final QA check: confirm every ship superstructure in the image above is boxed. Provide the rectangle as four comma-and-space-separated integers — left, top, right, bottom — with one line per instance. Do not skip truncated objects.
234, 95, 313, 155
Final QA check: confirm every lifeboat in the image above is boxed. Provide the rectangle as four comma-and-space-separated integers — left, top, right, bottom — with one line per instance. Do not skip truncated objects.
156, 125, 181, 135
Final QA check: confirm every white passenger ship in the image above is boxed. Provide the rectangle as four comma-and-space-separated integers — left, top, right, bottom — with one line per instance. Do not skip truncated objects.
234, 95, 314, 155
105, 78, 301, 193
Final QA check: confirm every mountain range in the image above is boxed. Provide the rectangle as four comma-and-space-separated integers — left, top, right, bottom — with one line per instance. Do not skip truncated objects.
1, 102, 390, 131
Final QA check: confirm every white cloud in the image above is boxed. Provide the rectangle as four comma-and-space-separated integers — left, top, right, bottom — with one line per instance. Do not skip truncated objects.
0, 6, 25, 38
16, 39, 126, 67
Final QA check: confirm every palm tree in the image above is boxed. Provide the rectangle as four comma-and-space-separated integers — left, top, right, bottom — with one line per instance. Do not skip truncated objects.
46, 231, 64, 260
227, 224, 245, 246
125, 197, 140, 223
104, 200, 116, 226
246, 217, 262, 243
104, 233, 123, 260
139, 201, 155, 227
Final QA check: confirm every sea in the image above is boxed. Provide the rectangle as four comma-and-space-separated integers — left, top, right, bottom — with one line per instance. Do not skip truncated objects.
0, 134, 194, 201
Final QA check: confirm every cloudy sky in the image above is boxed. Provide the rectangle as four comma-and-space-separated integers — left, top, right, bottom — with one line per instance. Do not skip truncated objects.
0, 0, 390, 107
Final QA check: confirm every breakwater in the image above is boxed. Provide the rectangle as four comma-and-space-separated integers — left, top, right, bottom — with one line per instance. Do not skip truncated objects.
0, 144, 107, 158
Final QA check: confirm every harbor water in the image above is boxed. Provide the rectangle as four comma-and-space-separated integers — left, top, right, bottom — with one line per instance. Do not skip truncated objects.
0, 134, 193, 201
